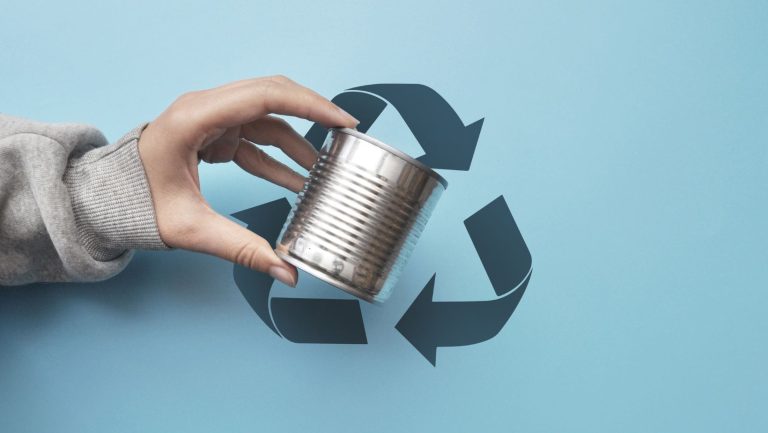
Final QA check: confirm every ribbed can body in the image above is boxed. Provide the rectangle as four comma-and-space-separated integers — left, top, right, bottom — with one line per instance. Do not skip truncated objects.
275, 128, 447, 303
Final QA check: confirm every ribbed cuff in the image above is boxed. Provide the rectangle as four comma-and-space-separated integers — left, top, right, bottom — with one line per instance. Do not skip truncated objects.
64, 123, 171, 261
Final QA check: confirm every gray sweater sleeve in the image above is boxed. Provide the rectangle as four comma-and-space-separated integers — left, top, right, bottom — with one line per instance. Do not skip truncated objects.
0, 114, 170, 286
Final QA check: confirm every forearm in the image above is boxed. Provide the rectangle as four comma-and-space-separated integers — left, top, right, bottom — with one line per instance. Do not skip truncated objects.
0, 114, 169, 285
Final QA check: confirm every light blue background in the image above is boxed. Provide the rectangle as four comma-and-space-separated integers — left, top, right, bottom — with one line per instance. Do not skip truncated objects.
1, 1, 767, 431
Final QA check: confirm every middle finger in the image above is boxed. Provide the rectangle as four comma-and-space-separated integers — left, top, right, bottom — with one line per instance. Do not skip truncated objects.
242, 115, 319, 170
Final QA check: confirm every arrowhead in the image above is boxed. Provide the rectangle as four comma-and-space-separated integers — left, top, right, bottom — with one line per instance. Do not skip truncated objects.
395, 273, 439, 366
416, 117, 483, 171
231, 197, 292, 231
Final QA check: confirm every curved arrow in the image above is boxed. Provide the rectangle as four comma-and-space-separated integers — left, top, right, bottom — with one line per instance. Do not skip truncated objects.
304, 84, 483, 171
232, 198, 367, 344
351, 84, 483, 171
396, 195, 532, 365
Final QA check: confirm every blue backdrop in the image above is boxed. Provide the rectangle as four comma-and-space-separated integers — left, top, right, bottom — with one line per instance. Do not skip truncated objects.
1, 1, 766, 431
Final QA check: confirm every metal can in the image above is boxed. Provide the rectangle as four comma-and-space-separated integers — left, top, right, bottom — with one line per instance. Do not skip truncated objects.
275, 127, 447, 303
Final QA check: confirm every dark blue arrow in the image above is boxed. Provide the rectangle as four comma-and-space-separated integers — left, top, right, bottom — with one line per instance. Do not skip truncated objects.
304, 84, 483, 171
351, 84, 483, 171
396, 195, 532, 365
231, 199, 289, 336
232, 198, 367, 344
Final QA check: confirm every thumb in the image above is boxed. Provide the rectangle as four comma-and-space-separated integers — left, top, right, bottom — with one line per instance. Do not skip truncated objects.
190, 208, 297, 287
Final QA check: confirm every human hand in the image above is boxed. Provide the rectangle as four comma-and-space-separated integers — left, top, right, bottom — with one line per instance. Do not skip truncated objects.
137, 76, 358, 287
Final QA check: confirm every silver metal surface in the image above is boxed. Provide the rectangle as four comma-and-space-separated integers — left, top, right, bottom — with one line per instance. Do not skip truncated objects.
275, 128, 446, 303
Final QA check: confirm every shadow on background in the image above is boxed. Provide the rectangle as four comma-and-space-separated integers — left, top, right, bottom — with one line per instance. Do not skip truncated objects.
0, 249, 233, 367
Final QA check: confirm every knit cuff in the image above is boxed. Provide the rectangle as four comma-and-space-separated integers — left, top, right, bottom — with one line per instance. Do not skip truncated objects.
64, 123, 171, 261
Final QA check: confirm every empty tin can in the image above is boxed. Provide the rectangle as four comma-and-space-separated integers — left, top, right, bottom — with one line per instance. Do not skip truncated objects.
275, 128, 447, 303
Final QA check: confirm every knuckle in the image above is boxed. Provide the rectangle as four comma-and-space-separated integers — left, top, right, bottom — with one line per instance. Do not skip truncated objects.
257, 149, 279, 168
241, 147, 269, 175
167, 94, 195, 121
258, 79, 280, 101
173, 90, 199, 106
211, 146, 237, 163
165, 91, 208, 132
200, 148, 220, 164
233, 240, 269, 270
268, 74, 291, 84
250, 146, 267, 163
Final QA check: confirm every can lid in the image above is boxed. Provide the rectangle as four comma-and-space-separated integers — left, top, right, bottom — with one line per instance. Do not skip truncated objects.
332, 128, 449, 189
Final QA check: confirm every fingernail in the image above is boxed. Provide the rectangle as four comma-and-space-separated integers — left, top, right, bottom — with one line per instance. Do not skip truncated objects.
336, 106, 359, 125
269, 265, 296, 287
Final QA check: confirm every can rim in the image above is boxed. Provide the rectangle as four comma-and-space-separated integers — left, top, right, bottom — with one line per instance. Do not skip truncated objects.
276, 250, 383, 304
332, 127, 449, 189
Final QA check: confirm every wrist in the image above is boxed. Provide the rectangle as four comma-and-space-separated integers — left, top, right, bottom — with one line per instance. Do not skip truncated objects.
64, 123, 172, 261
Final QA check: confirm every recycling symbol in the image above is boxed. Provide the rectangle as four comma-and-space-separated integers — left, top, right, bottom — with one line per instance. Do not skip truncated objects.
232, 84, 532, 365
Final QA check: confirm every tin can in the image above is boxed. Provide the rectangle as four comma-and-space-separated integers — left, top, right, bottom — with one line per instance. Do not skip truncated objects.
275, 127, 447, 303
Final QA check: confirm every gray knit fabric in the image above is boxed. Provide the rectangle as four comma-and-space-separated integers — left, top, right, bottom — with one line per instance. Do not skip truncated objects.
63, 123, 169, 261
0, 114, 170, 285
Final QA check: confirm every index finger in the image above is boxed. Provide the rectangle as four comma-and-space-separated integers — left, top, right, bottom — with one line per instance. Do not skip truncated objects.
198, 75, 359, 131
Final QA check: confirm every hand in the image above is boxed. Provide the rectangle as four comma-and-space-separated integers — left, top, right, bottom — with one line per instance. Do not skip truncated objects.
137, 75, 359, 287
